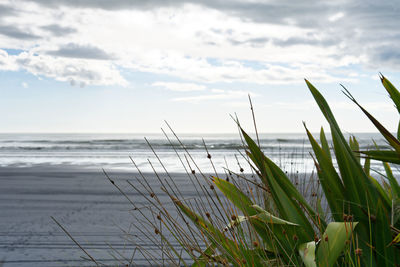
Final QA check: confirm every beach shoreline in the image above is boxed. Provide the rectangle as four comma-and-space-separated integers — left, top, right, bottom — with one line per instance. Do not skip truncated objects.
0, 164, 207, 266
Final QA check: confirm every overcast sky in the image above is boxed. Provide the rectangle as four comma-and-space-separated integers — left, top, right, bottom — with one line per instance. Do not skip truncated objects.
1, 0, 400, 133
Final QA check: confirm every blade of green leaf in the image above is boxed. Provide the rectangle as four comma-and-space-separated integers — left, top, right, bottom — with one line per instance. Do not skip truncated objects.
342, 84, 400, 155
316, 222, 358, 267
349, 136, 360, 163
306, 79, 379, 212
361, 150, 400, 165
373, 200, 399, 266
251, 205, 299, 226
320, 127, 331, 161
299, 241, 317, 267
380, 74, 400, 114
241, 128, 318, 239
383, 162, 400, 199
305, 125, 344, 221
213, 177, 257, 216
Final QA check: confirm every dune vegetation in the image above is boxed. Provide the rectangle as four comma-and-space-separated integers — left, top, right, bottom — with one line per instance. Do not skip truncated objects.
90, 75, 400, 266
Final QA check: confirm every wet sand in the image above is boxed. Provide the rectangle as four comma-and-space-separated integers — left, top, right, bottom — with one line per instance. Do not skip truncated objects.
0, 165, 203, 266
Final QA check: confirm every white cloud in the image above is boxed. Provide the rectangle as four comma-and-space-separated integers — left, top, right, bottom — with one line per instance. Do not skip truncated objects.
171, 89, 255, 103
328, 12, 345, 22
21, 82, 28, 88
0, 0, 398, 86
152, 81, 206, 91
0, 50, 128, 86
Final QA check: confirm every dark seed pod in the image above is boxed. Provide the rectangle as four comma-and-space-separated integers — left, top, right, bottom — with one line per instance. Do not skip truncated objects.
207, 153, 211, 159
355, 248, 362, 256
231, 214, 237, 221
324, 235, 329, 242
157, 215, 161, 220
191, 170, 195, 174
205, 212, 210, 218
240, 168, 244, 172
210, 185, 214, 190
154, 228, 160, 235
253, 241, 259, 247
293, 235, 298, 241
150, 192, 155, 198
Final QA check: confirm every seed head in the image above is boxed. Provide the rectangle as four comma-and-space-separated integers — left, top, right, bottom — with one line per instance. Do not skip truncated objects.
293, 234, 298, 241
154, 228, 160, 235
231, 214, 237, 221
205, 212, 210, 218
209, 185, 214, 190
150, 192, 155, 198
355, 248, 362, 256
324, 235, 329, 242
240, 167, 244, 172
253, 241, 259, 247
207, 153, 211, 159
191, 170, 195, 174
157, 215, 161, 220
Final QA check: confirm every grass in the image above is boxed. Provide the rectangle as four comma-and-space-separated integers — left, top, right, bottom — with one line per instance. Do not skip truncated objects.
59, 75, 400, 266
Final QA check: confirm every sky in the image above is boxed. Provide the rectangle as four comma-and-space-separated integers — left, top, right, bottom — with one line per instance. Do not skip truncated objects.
1, 0, 400, 133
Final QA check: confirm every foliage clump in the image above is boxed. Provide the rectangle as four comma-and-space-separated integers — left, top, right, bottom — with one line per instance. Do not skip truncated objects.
108, 75, 400, 266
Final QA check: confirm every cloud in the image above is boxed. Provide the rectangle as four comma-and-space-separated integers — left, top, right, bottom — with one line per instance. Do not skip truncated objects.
21, 82, 28, 88
0, 49, 127, 86
41, 24, 77, 36
152, 82, 206, 91
46, 43, 114, 60
171, 89, 254, 103
0, 4, 17, 17
0, 25, 40, 40
0, 0, 398, 86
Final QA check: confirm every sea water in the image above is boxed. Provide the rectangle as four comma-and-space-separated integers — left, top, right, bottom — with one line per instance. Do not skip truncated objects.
0, 132, 392, 174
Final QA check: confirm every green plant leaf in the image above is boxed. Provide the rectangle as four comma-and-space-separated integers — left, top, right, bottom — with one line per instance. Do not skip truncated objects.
383, 162, 400, 200
306, 79, 380, 217
342, 82, 400, 155
380, 74, 400, 114
361, 150, 400, 164
170, 195, 241, 264
213, 176, 257, 216
316, 222, 358, 267
305, 125, 344, 222
364, 156, 371, 177
373, 200, 399, 266
299, 241, 316, 267
251, 205, 299, 226
349, 135, 360, 163
241, 128, 318, 240
320, 127, 331, 161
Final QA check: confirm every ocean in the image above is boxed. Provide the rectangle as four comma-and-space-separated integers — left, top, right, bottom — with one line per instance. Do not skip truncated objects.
0, 132, 390, 174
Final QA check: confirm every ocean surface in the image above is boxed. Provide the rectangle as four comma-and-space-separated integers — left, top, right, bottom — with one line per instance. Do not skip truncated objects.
0, 132, 391, 174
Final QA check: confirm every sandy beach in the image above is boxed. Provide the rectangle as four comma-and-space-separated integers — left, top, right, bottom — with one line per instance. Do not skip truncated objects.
0, 164, 203, 266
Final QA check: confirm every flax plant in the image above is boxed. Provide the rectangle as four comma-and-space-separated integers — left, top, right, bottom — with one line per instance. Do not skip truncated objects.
95, 75, 400, 266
